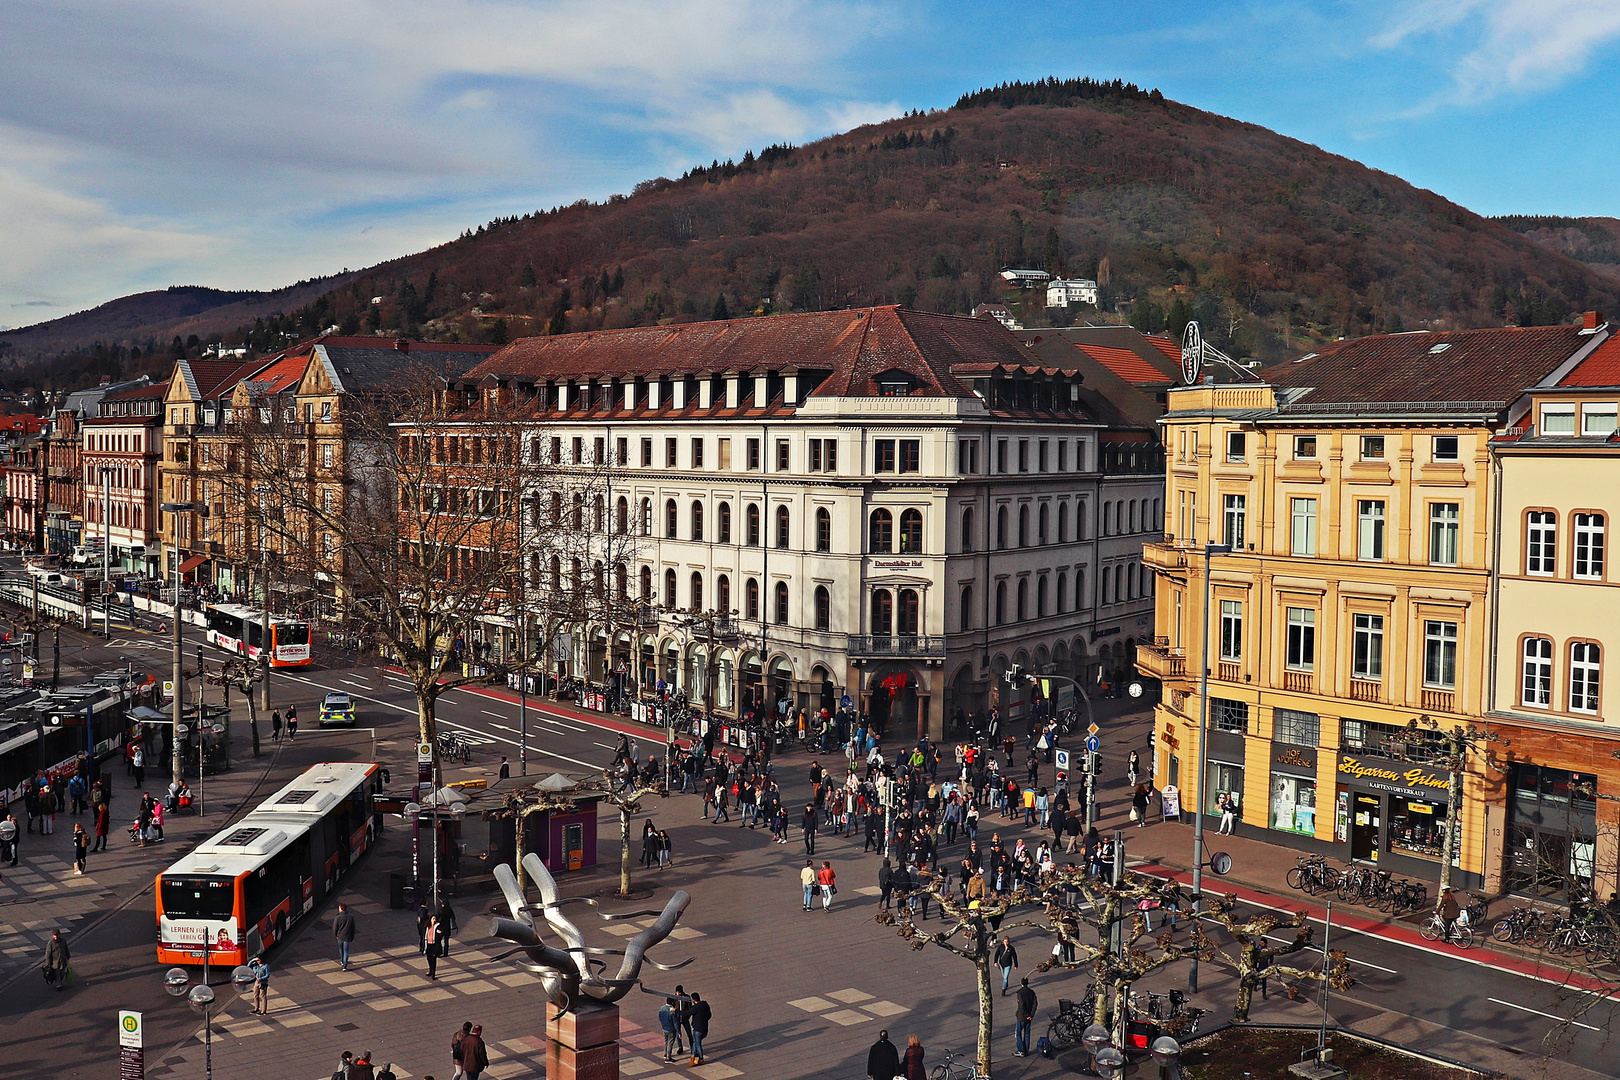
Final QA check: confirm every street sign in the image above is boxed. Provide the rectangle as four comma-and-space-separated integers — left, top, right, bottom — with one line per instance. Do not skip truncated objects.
1054, 749, 1070, 771
1085, 735, 1100, 753
417, 742, 433, 763
162, 680, 174, 696
118, 1010, 144, 1079
840, 694, 853, 710
1087, 722, 1100, 736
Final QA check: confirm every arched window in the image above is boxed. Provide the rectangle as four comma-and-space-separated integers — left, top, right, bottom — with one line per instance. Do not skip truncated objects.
1078, 502, 1088, 540
550, 555, 562, 592
961, 506, 975, 554
640, 498, 652, 536
594, 560, 606, 596
1056, 571, 1067, 613
615, 563, 628, 598
690, 571, 703, 610
664, 568, 677, 608
774, 581, 789, 624
691, 500, 704, 542
616, 495, 629, 534
816, 507, 832, 552
665, 498, 678, 539
640, 565, 652, 599
717, 501, 731, 544
593, 494, 605, 532
571, 494, 584, 529
550, 492, 562, 524
1101, 568, 1111, 605
997, 507, 1009, 550
899, 509, 923, 554
1037, 575, 1048, 617
1076, 568, 1086, 609
1018, 505, 1030, 547
1017, 579, 1029, 621
775, 505, 790, 549
959, 585, 973, 632
746, 577, 760, 620
897, 589, 919, 635
1038, 503, 1049, 545
1102, 500, 1111, 536
995, 581, 1007, 625
1057, 502, 1068, 544
1115, 564, 1125, 603
717, 574, 731, 614
746, 503, 761, 546
869, 509, 893, 553
871, 589, 893, 635
814, 586, 831, 631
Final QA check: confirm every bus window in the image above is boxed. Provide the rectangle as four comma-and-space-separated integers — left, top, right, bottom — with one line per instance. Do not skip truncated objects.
247, 621, 263, 650
279, 622, 310, 647
161, 876, 235, 919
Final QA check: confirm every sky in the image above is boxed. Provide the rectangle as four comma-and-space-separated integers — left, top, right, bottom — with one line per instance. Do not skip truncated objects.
3, 0, 1620, 326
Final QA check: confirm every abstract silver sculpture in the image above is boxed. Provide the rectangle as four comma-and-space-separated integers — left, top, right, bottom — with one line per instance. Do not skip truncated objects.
489, 853, 692, 1014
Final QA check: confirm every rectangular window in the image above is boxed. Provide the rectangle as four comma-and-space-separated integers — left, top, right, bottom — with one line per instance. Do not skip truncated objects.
717, 438, 731, 470
824, 440, 836, 472
1285, 607, 1316, 671
550, 436, 562, 463
1542, 406, 1575, 435
1423, 620, 1458, 689
898, 439, 921, 473
1223, 494, 1246, 548
1574, 513, 1606, 579
616, 437, 628, 465
666, 437, 678, 467
1290, 498, 1317, 557
641, 437, 653, 466
1274, 708, 1320, 747
1570, 642, 1602, 713
1352, 613, 1384, 679
746, 438, 760, 470
807, 439, 821, 472
572, 436, 584, 464
1429, 503, 1460, 566
1038, 440, 1049, 472
1018, 440, 1029, 473
322, 444, 334, 470
996, 439, 1009, 473
776, 440, 789, 470
958, 440, 978, 474
1270, 774, 1317, 836
873, 439, 896, 473
1526, 511, 1557, 575
1522, 637, 1553, 707
1205, 760, 1244, 815
1226, 431, 1246, 462
1057, 441, 1068, 471
1294, 435, 1317, 459
1219, 600, 1242, 661
594, 436, 605, 464
1357, 500, 1385, 561
1582, 403, 1618, 436
1360, 435, 1385, 460
1433, 435, 1459, 461
1211, 699, 1248, 734
690, 438, 703, 469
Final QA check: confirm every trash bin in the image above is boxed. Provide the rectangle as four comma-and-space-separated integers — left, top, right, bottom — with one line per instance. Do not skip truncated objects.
389, 872, 405, 910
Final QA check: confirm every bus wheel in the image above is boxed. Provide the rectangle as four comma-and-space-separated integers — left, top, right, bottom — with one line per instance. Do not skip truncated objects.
274, 914, 286, 945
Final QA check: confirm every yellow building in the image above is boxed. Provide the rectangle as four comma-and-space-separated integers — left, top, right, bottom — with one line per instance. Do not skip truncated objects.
1141, 320, 1607, 886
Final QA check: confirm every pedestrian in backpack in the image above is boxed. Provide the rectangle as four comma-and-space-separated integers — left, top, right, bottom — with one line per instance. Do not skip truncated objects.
450, 1021, 472, 1080
1014, 978, 1037, 1056
333, 902, 358, 970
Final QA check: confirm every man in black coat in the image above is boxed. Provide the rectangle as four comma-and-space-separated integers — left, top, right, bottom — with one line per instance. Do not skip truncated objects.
867, 1029, 901, 1080
877, 858, 894, 910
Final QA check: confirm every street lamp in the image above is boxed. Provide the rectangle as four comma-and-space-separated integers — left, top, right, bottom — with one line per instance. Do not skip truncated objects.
163, 965, 229, 1080
1150, 1034, 1182, 1079
1189, 540, 1231, 993
161, 502, 200, 786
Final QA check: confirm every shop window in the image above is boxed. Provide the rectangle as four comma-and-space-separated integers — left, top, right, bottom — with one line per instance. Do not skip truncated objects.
1205, 761, 1243, 815
1210, 697, 1248, 734
1273, 708, 1320, 746
1388, 794, 1450, 860
1270, 774, 1317, 836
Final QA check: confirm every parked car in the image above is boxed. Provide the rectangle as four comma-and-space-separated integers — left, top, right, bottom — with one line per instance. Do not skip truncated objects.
318, 691, 357, 727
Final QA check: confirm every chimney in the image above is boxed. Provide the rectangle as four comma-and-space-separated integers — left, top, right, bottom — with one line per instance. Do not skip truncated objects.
395, 338, 411, 353
1584, 311, 1602, 331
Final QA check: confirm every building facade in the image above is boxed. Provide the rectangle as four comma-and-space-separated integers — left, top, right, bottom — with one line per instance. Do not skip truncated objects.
82, 380, 168, 576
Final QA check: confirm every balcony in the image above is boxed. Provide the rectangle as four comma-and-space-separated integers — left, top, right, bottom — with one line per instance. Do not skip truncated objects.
1142, 540, 1193, 573
1282, 670, 1313, 693
1217, 661, 1241, 682
1422, 688, 1455, 714
1136, 640, 1186, 680
1348, 678, 1382, 702
848, 635, 947, 659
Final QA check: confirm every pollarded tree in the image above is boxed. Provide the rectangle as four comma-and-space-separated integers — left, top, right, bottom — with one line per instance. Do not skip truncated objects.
1190, 893, 1354, 1022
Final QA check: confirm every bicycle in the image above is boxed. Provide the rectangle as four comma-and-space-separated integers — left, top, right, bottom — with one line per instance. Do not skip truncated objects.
1046, 997, 1092, 1045
1419, 915, 1474, 949
1286, 854, 1339, 895
930, 1047, 989, 1080
1491, 905, 1548, 946
437, 730, 472, 764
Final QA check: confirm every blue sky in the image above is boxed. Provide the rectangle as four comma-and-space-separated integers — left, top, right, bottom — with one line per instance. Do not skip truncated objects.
3, 0, 1618, 325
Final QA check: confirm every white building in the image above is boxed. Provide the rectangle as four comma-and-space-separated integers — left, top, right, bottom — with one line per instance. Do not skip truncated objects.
1000, 268, 1052, 290
1045, 279, 1100, 309
449, 306, 1162, 741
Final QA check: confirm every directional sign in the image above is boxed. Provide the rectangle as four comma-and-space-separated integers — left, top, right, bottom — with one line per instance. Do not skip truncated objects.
1087, 722, 1100, 737
1054, 749, 1070, 772
840, 694, 853, 710
1085, 735, 1100, 753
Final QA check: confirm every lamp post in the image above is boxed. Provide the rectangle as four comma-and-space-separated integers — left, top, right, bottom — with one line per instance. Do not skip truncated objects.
1150, 1034, 1182, 1080
1188, 541, 1231, 993
164, 963, 252, 1080
161, 502, 200, 785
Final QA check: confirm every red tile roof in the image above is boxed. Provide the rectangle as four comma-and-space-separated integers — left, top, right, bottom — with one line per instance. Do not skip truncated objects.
1075, 342, 1172, 386
243, 353, 310, 395
185, 359, 268, 399
1144, 335, 1182, 362
1557, 332, 1620, 387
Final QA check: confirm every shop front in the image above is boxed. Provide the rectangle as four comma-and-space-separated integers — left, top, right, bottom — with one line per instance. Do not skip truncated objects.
1504, 764, 1597, 902
1269, 744, 1319, 839
1334, 752, 1467, 883
1202, 728, 1246, 828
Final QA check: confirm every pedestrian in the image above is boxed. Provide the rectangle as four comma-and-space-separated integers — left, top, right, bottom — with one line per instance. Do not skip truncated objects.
248, 955, 270, 1014
1127, 749, 1140, 787
271, 710, 282, 741
800, 860, 816, 912
658, 997, 680, 1062
902, 1034, 927, 1080
673, 984, 693, 1054
376, 1065, 397, 1080
42, 929, 70, 991
150, 795, 162, 841
285, 705, 298, 739
817, 860, 836, 911
333, 1051, 354, 1079
424, 914, 441, 979
641, 821, 658, 868
347, 1050, 376, 1080
878, 857, 894, 910
1014, 977, 1037, 1056
449, 1021, 472, 1080
132, 746, 145, 788
333, 901, 358, 970
713, 780, 731, 824
416, 901, 432, 954
0, 812, 16, 866
71, 822, 88, 875
460, 1025, 488, 1080
437, 899, 458, 952
39, 781, 56, 835
498, 756, 510, 781
995, 935, 1018, 994
688, 992, 710, 1065
67, 771, 86, 815
658, 829, 673, 869
1132, 783, 1151, 828
801, 802, 817, 855
867, 1029, 901, 1080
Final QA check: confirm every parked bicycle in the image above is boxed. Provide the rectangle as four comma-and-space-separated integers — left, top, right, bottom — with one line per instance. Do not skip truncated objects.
437, 729, 472, 764
1491, 905, 1550, 947
1286, 854, 1340, 895
1046, 996, 1095, 1045
929, 1046, 989, 1080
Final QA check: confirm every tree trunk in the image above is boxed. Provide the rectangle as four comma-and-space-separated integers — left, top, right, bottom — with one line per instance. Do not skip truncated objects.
1233, 944, 1257, 1022
620, 803, 633, 897
245, 681, 260, 758
976, 924, 995, 1078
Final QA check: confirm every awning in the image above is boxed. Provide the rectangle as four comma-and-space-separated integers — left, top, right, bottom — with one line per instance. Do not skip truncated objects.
178, 555, 208, 573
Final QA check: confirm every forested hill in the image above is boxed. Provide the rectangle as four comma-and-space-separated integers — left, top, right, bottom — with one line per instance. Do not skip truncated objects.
7, 77, 1616, 383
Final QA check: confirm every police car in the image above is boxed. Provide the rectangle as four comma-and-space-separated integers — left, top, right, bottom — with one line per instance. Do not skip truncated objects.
318, 691, 357, 727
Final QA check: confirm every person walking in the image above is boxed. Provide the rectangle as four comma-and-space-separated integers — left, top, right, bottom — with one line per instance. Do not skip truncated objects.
801, 803, 817, 855
1131, 784, 1150, 828
285, 705, 298, 740
424, 914, 441, 979
878, 858, 894, 910
42, 929, 70, 991
39, 781, 56, 835
902, 1034, 927, 1080
995, 936, 1018, 994
1013, 977, 1037, 1056
800, 860, 816, 912
0, 813, 16, 866
248, 956, 270, 1014
688, 992, 710, 1065
713, 781, 731, 824
673, 985, 693, 1056
333, 902, 358, 970
449, 1022, 472, 1080
497, 756, 510, 781
658, 998, 680, 1062
658, 829, 673, 868
866, 1030, 901, 1080
132, 746, 146, 788
271, 710, 282, 741
817, 860, 836, 911
71, 822, 88, 875
460, 1025, 488, 1080
416, 901, 432, 954
346, 1050, 376, 1080
1127, 749, 1140, 787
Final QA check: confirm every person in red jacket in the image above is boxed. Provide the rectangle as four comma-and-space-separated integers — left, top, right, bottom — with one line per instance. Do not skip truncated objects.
902, 1034, 926, 1080
816, 861, 836, 911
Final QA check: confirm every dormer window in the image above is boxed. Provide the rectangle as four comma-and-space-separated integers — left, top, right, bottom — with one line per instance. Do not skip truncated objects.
876, 370, 914, 397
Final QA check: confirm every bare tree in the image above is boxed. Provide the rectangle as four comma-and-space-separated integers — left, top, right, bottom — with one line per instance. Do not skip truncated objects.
1190, 893, 1353, 1022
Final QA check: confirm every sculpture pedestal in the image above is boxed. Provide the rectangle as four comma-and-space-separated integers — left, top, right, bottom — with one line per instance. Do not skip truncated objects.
547, 1000, 619, 1080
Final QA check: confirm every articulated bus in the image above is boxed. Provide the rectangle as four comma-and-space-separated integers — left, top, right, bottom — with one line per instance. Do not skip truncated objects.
156, 761, 378, 967
204, 604, 312, 667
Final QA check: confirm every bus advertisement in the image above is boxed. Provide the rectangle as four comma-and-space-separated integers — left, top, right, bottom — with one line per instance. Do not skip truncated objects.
203, 604, 312, 667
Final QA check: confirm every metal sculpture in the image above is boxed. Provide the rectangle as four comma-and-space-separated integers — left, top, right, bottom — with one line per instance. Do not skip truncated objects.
489, 853, 692, 1014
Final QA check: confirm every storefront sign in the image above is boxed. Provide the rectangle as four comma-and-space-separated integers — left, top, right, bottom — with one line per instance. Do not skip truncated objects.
1336, 754, 1452, 799
1271, 744, 1317, 772
871, 559, 924, 570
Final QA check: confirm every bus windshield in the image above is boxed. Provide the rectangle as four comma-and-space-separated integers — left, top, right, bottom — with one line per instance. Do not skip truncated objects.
161, 876, 235, 919
278, 622, 310, 646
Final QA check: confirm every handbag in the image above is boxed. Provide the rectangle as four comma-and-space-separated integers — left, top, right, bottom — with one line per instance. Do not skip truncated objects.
1129, 807, 1140, 822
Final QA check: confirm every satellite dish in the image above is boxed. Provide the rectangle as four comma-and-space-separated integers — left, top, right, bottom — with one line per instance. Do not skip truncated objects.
1181, 321, 1203, 384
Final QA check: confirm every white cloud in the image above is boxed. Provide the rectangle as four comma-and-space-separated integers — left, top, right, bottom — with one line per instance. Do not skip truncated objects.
1373, 0, 1620, 107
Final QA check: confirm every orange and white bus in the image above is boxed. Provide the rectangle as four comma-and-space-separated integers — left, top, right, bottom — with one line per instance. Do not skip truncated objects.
156, 761, 378, 967
204, 604, 312, 668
